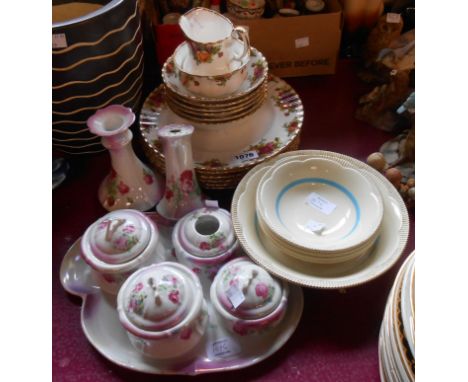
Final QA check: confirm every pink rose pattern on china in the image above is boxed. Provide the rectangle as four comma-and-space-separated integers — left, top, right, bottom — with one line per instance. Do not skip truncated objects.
248, 60, 266, 86
189, 41, 223, 64
127, 282, 147, 315
163, 170, 201, 210
96, 220, 139, 251
142, 76, 302, 177
179, 326, 192, 340
143, 168, 154, 185
103, 168, 134, 207
198, 232, 226, 252
168, 290, 180, 304
126, 275, 181, 314
255, 282, 269, 299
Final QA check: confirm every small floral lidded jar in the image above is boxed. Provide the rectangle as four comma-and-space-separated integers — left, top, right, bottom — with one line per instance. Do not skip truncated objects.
210, 257, 288, 336
81, 209, 164, 294
172, 207, 240, 290
117, 262, 208, 360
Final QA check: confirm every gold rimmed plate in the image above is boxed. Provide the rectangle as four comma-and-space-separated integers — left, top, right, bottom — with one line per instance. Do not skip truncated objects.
165, 82, 267, 113
140, 75, 303, 174
163, 47, 268, 102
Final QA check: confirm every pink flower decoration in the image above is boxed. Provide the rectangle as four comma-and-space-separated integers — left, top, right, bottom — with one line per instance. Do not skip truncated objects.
133, 282, 143, 292
233, 321, 249, 336
199, 242, 211, 251
180, 327, 192, 340
168, 290, 180, 304
229, 278, 239, 287
114, 237, 127, 250
165, 189, 174, 201
97, 220, 110, 230
143, 174, 154, 185
128, 298, 136, 311
122, 225, 135, 233
117, 181, 130, 194
255, 282, 269, 299
171, 276, 178, 286
258, 142, 275, 155
180, 170, 194, 193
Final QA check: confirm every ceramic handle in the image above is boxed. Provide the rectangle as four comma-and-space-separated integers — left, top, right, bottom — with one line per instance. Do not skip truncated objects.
232, 26, 250, 62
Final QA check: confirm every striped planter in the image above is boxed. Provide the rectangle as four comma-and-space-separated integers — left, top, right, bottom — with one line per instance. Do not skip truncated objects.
52, 0, 144, 155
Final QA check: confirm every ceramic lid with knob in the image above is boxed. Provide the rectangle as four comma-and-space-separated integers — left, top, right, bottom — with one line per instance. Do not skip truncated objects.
119, 263, 200, 332
81, 209, 155, 266
176, 207, 237, 258
214, 258, 283, 319
83, 210, 152, 264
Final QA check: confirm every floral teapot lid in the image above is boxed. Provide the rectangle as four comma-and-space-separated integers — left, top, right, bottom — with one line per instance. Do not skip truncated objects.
83, 210, 152, 265
176, 207, 237, 258
121, 263, 196, 331
215, 258, 282, 319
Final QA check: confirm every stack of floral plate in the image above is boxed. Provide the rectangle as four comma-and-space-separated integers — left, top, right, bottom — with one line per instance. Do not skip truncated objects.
231, 150, 410, 289
162, 46, 268, 124
139, 53, 303, 189
379, 251, 415, 382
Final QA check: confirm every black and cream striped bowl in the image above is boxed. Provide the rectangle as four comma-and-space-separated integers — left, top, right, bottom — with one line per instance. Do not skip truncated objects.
52, 0, 144, 155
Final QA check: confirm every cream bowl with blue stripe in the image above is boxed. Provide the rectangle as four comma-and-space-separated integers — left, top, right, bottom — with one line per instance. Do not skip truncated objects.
256, 157, 384, 254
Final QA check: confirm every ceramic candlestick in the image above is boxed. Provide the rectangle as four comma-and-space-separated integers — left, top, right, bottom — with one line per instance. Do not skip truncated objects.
87, 105, 163, 211
156, 124, 203, 221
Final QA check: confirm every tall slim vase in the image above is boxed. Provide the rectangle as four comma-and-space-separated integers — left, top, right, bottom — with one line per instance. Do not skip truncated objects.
87, 105, 163, 211
156, 124, 203, 220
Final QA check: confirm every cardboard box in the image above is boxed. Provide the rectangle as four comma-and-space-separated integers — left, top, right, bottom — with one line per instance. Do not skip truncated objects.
154, 0, 343, 77
228, 0, 343, 77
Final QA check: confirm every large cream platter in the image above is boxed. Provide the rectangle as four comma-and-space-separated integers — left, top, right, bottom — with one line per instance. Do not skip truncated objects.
231, 150, 410, 289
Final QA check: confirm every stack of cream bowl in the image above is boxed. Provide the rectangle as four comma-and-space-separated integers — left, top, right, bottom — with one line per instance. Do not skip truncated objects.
140, 7, 304, 190
255, 156, 384, 265
379, 251, 415, 382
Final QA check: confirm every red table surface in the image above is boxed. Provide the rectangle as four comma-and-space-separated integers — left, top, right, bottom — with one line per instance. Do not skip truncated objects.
52, 60, 415, 382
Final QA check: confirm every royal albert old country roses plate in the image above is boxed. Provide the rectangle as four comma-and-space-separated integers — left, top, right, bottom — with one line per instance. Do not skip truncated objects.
59, 215, 304, 375
139, 75, 303, 171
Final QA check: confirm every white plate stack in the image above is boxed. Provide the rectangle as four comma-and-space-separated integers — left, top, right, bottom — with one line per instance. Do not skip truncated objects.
379, 251, 415, 382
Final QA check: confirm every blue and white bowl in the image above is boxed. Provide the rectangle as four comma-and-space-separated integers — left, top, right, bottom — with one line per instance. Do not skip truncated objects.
256, 156, 384, 260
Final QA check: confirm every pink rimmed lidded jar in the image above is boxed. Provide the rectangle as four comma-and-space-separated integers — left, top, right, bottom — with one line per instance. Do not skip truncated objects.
210, 257, 288, 336
172, 206, 240, 291
117, 262, 208, 359
80, 209, 164, 294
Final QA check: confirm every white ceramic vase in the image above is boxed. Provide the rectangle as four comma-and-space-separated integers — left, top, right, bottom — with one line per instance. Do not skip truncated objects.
87, 105, 163, 211
156, 124, 204, 221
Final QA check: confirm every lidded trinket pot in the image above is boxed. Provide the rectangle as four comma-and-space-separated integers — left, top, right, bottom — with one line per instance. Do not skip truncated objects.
210, 257, 289, 336
80, 209, 164, 294
117, 262, 208, 359
172, 206, 240, 290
